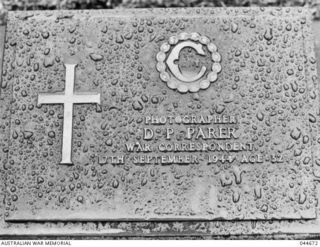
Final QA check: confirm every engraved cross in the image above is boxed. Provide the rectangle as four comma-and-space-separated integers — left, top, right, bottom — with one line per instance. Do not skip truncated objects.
37, 63, 101, 165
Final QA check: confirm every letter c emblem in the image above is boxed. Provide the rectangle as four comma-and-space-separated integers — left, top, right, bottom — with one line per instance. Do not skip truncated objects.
156, 32, 221, 93
166, 41, 207, 83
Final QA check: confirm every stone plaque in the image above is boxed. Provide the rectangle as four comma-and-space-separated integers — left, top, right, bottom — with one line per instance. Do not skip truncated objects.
1, 7, 318, 225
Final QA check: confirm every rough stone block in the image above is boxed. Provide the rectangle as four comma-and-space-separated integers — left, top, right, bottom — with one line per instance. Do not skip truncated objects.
0, 7, 319, 238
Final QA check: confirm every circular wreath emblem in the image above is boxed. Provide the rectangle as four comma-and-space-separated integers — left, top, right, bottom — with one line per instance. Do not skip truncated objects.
156, 32, 222, 93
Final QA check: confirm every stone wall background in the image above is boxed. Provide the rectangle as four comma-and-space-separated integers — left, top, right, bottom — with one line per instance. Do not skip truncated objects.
0, 0, 318, 13
0, 0, 318, 19
0, 0, 319, 19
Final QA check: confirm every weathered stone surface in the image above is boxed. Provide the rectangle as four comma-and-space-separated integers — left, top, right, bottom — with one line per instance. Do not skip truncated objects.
0, 7, 319, 237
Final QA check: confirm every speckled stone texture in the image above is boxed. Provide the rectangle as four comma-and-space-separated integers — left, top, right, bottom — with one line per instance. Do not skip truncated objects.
0, 7, 319, 238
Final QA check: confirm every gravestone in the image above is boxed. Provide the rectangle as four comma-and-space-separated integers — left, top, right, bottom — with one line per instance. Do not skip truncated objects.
0, 7, 319, 238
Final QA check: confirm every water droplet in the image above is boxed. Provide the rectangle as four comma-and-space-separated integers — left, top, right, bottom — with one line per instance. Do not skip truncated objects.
290, 127, 301, 140
89, 53, 103, 62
